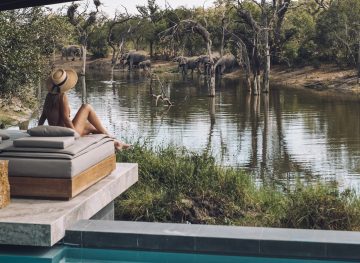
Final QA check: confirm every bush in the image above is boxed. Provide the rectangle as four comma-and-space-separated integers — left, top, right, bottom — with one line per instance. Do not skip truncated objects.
115, 143, 360, 230
88, 26, 109, 58
282, 183, 357, 230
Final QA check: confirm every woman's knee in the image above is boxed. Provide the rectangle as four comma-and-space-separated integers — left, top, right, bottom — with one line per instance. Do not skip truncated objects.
81, 103, 93, 111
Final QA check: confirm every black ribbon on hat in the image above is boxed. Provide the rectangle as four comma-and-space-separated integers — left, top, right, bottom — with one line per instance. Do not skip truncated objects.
51, 75, 68, 93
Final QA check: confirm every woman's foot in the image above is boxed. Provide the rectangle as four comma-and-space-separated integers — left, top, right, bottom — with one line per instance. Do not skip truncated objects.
114, 140, 132, 151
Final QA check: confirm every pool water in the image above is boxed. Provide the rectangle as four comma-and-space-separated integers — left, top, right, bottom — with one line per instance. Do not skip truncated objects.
0, 247, 353, 263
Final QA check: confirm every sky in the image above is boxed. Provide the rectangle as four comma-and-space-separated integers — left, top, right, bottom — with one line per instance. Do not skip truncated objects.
46, 0, 214, 16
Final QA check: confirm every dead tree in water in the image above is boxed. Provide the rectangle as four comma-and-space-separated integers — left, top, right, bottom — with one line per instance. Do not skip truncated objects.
229, 32, 252, 93
160, 19, 216, 97
147, 71, 173, 106
235, 0, 291, 94
67, 0, 102, 75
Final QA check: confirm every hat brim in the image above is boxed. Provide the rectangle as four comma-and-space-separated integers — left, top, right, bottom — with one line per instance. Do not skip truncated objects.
47, 68, 78, 93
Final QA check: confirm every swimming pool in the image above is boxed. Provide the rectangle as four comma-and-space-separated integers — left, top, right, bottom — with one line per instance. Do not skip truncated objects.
0, 247, 354, 263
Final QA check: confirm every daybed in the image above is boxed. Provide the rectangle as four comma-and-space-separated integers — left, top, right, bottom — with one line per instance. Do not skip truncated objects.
0, 129, 116, 200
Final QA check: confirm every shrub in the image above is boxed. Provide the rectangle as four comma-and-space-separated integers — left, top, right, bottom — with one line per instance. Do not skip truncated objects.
115, 143, 360, 230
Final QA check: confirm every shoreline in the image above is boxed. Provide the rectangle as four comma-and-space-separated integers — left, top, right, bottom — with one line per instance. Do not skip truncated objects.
225, 64, 360, 100
56, 57, 360, 101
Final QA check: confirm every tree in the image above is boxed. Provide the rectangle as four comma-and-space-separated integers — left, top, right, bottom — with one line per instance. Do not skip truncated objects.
0, 8, 70, 100
234, 0, 292, 94
136, 0, 163, 57
315, 0, 360, 74
67, 0, 102, 75
161, 19, 216, 96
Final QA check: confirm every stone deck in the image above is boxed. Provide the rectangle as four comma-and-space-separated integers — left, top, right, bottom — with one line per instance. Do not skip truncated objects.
0, 163, 138, 247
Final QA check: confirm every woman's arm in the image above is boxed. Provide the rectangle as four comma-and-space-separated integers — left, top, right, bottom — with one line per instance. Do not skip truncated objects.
61, 93, 76, 130
38, 110, 46, 125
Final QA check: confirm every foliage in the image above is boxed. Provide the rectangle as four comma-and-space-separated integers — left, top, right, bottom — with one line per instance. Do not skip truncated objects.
115, 144, 360, 230
88, 25, 109, 58
0, 8, 71, 99
315, 0, 360, 66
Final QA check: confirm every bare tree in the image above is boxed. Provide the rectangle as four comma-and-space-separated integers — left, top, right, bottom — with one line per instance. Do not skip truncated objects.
161, 19, 216, 96
148, 72, 173, 106
228, 31, 252, 92
235, 0, 292, 94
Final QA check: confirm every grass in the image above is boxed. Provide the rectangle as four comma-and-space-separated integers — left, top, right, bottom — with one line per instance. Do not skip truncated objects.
115, 143, 360, 230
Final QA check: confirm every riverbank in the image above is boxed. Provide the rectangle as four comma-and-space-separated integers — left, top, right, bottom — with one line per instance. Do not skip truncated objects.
0, 95, 36, 126
53, 56, 360, 101
222, 64, 360, 99
115, 144, 360, 231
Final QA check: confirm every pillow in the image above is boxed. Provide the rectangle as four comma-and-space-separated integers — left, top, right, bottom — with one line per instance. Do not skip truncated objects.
27, 126, 80, 138
13, 136, 75, 149
0, 131, 10, 140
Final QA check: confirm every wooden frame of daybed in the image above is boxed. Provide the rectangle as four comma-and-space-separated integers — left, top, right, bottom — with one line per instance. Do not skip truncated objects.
9, 154, 116, 200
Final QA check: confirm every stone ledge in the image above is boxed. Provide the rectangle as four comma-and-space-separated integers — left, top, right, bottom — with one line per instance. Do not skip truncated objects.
65, 220, 360, 260
0, 163, 138, 247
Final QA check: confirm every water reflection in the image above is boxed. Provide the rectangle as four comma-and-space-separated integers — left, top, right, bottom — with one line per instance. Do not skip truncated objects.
30, 69, 360, 189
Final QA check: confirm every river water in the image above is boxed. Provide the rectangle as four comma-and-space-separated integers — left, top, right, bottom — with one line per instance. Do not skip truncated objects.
27, 69, 360, 189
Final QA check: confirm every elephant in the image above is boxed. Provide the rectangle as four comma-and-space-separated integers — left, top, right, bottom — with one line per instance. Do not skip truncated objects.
173, 56, 199, 75
61, 45, 82, 61
196, 54, 220, 75
214, 54, 238, 75
124, 51, 149, 70
139, 60, 151, 70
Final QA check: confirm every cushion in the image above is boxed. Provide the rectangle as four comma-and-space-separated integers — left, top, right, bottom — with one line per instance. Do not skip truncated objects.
13, 136, 75, 149
28, 126, 79, 138
0, 131, 10, 140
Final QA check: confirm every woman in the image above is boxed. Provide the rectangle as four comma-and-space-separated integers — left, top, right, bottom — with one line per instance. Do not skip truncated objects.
39, 68, 130, 150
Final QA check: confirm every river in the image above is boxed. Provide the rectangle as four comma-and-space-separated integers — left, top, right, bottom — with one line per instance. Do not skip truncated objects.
24, 69, 360, 189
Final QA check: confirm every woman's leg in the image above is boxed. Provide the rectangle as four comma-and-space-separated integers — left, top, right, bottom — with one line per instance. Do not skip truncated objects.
72, 104, 108, 136
73, 104, 131, 150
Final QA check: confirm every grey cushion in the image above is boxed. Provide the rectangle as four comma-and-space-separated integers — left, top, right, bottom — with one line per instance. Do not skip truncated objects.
2, 134, 110, 158
0, 131, 10, 140
13, 137, 75, 149
28, 126, 80, 138
1, 141, 114, 178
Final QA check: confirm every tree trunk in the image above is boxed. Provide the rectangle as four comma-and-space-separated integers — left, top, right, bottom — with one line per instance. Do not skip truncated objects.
246, 73, 252, 93
262, 0, 270, 93
263, 31, 270, 93
81, 45, 87, 76
253, 75, 258, 95
220, 26, 225, 57
111, 46, 116, 65
256, 74, 261, 94
150, 41, 154, 58
358, 34, 360, 84
81, 75, 87, 104
209, 71, 216, 97
207, 41, 216, 97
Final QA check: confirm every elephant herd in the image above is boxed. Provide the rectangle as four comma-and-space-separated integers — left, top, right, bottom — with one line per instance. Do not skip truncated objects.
173, 54, 238, 76
59, 45, 237, 76
116, 50, 238, 76
119, 51, 152, 71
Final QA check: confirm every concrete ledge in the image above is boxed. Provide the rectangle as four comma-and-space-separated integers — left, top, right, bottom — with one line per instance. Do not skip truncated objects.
65, 220, 360, 260
0, 163, 138, 247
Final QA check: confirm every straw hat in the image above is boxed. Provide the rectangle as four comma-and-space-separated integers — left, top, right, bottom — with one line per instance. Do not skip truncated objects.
47, 68, 78, 93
